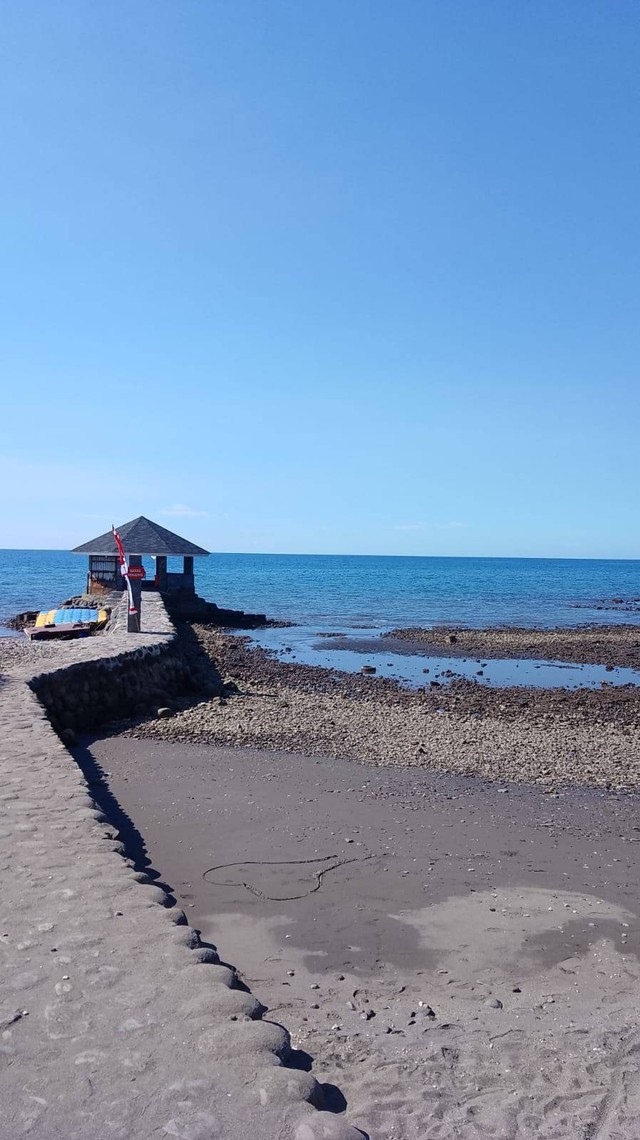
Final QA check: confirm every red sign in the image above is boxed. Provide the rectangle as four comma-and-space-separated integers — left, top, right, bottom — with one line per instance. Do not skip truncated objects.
127, 566, 146, 580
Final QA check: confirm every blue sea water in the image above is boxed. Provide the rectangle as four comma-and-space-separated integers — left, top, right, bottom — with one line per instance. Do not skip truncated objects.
1, 549, 640, 633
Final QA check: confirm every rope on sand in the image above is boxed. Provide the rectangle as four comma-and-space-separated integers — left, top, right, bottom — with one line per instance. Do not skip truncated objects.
202, 853, 374, 901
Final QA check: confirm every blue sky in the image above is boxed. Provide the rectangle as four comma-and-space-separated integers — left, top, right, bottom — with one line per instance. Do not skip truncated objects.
1, 1, 639, 556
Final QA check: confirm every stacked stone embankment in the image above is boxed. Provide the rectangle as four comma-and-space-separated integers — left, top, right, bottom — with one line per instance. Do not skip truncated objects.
30, 635, 194, 739
0, 594, 362, 1140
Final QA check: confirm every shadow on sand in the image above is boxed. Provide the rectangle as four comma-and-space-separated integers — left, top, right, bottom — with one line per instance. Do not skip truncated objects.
72, 738, 362, 1126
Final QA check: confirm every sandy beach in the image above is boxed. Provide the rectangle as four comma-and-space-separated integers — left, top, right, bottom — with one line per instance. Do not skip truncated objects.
90, 618, 640, 1136
85, 735, 640, 1139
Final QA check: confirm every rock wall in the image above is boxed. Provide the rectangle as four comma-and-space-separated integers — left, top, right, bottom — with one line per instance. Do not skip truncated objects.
27, 594, 225, 739
31, 640, 191, 738
161, 586, 269, 627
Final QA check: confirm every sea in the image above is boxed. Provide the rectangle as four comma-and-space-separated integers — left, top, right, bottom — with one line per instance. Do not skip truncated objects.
1, 550, 639, 632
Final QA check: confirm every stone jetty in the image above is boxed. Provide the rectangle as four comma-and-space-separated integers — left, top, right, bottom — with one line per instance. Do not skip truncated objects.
0, 594, 363, 1140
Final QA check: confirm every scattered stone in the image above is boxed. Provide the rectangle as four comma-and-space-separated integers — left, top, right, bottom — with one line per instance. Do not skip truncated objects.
484, 997, 503, 1009
118, 620, 640, 813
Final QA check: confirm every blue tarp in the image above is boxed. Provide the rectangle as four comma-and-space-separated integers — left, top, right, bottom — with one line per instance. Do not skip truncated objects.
53, 608, 99, 625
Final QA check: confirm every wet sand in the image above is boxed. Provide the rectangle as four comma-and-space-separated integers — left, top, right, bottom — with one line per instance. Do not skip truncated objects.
86, 736, 640, 1139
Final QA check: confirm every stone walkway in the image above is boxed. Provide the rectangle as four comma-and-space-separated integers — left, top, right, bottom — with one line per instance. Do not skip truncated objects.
0, 598, 363, 1139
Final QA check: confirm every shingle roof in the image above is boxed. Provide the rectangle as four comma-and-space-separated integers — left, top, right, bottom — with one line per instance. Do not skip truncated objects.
72, 516, 209, 557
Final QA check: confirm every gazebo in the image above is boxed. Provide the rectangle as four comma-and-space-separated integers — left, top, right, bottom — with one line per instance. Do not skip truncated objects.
72, 516, 209, 596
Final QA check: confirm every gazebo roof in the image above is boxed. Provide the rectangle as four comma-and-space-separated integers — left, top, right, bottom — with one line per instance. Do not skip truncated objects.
72, 516, 209, 557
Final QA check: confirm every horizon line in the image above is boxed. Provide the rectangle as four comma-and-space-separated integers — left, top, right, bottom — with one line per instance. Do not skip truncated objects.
2, 547, 640, 563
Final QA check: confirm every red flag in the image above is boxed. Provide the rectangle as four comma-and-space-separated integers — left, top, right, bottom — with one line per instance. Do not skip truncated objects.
112, 525, 129, 579
112, 525, 137, 616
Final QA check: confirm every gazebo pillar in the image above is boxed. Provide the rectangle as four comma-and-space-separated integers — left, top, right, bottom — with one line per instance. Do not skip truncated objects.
183, 555, 194, 593
155, 555, 168, 591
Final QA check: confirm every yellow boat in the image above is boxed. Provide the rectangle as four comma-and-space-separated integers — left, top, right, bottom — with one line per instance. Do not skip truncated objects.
34, 607, 109, 629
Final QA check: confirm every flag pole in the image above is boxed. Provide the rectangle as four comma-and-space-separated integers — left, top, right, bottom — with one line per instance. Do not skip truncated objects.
112, 524, 140, 633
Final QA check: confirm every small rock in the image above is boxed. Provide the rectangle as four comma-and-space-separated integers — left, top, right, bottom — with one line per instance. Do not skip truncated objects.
361, 1008, 375, 1020
156, 707, 173, 719
484, 997, 503, 1009
361, 665, 376, 674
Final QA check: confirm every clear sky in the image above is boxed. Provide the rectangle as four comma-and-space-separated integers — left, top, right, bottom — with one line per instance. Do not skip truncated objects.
1, 1, 639, 557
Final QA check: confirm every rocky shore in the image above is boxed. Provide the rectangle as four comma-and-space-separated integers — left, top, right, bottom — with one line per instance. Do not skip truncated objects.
384, 624, 640, 668
128, 624, 640, 790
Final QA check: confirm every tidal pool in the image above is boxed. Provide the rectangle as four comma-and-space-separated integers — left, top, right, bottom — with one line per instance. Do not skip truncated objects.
247, 625, 640, 691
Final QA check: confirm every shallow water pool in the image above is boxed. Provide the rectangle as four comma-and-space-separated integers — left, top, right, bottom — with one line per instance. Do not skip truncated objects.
247, 625, 640, 691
